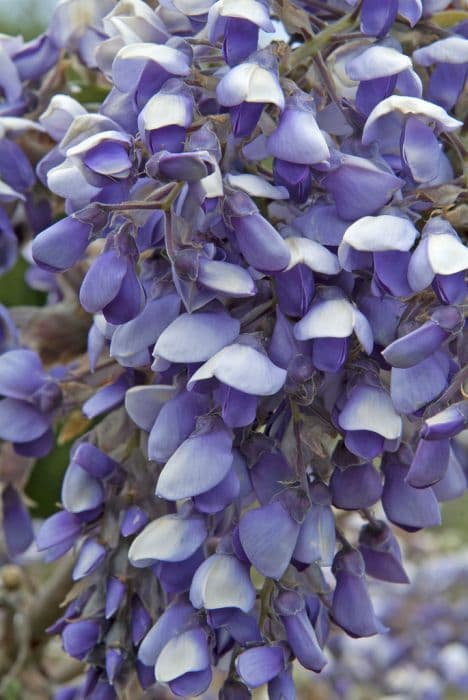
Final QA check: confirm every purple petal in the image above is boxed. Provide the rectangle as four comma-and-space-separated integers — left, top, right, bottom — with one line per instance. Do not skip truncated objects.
193, 464, 240, 512
148, 390, 209, 462
0, 398, 50, 443
401, 116, 441, 183
80, 251, 127, 314
61, 462, 104, 514
155, 419, 233, 500
231, 212, 291, 272
110, 294, 181, 365
62, 620, 100, 660
169, 668, 212, 697
293, 504, 336, 566
105, 577, 126, 619
332, 549, 383, 637
382, 457, 441, 530
0, 349, 46, 400
322, 157, 403, 221
32, 216, 91, 272
2, 485, 34, 556
358, 521, 409, 584
125, 385, 176, 432
330, 463, 382, 510
235, 646, 284, 688
390, 352, 448, 415
406, 437, 450, 488
72, 538, 106, 581
36, 511, 81, 551
267, 104, 329, 165
139, 602, 196, 667
154, 309, 240, 363
239, 501, 300, 579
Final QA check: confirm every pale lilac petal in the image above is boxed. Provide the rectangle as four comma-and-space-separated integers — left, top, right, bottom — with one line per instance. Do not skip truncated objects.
197, 258, 256, 297
339, 386, 402, 440
0, 398, 49, 443
346, 46, 411, 80
148, 390, 209, 463
190, 553, 256, 612
236, 646, 284, 688
188, 343, 287, 396
110, 295, 181, 363
154, 309, 240, 362
0, 349, 46, 400
363, 95, 462, 145
225, 173, 288, 200
390, 353, 448, 415
239, 501, 300, 579
138, 602, 195, 667
61, 463, 104, 514
155, 420, 233, 500
294, 298, 354, 340
216, 62, 284, 108
129, 514, 207, 566
413, 37, 468, 66
125, 385, 177, 432
285, 237, 340, 275
155, 628, 210, 683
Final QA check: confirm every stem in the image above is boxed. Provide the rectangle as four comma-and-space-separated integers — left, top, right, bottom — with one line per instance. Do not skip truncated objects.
291, 401, 311, 494
360, 508, 381, 530
288, 4, 361, 70
240, 299, 274, 329
335, 526, 351, 549
259, 578, 275, 631
96, 182, 183, 213
313, 51, 355, 127
29, 556, 74, 643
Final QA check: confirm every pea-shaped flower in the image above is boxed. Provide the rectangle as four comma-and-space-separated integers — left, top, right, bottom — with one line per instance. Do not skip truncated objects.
216, 48, 284, 137
207, 0, 274, 66
138, 79, 193, 154
407, 217, 468, 304
294, 287, 373, 373
413, 36, 468, 110
0, 349, 62, 457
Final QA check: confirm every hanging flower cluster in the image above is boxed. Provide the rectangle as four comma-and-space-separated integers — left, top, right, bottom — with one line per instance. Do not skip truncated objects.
0, 0, 467, 698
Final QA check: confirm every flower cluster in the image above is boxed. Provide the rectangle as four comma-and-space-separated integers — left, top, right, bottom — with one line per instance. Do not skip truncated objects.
0, 0, 467, 698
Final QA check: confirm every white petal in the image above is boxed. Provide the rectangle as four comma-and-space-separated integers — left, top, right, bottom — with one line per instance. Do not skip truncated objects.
346, 46, 411, 81
294, 298, 354, 340
187, 344, 287, 396
427, 234, 468, 275
341, 215, 417, 252
339, 386, 402, 439
363, 95, 462, 145
285, 237, 340, 274
225, 173, 288, 200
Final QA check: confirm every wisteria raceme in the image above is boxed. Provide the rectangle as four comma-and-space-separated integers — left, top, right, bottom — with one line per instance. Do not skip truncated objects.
0, 0, 466, 698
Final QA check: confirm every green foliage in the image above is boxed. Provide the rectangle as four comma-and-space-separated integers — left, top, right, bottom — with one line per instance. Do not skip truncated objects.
0, 258, 45, 307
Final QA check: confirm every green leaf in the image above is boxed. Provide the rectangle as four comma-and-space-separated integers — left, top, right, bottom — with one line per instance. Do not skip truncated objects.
0, 258, 46, 307
25, 441, 70, 517
3, 679, 22, 700
431, 10, 468, 28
